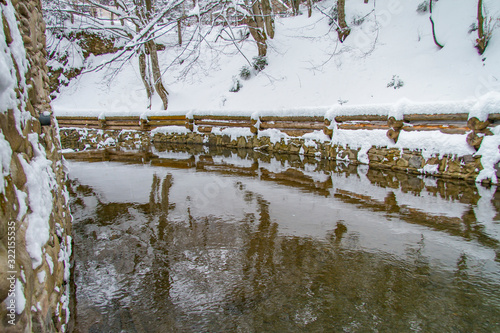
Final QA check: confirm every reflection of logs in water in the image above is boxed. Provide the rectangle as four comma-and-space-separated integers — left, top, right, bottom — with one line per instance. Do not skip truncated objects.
64, 146, 500, 255
67, 156, 500, 332
335, 189, 499, 255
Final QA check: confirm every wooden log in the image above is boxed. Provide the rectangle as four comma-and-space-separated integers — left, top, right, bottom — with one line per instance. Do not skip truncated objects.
467, 117, 491, 131
387, 129, 400, 143
280, 129, 315, 136
401, 124, 469, 133
56, 116, 100, 121
403, 113, 469, 122
488, 113, 500, 121
335, 115, 387, 122
57, 124, 97, 129
146, 120, 187, 126
260, 116, 324, 122
194, 121, 253, 127
324, 118, 332, 126
148, 115, 186, 120
57, 119, 100, 125
323, 127, 333, 137
105, 120, 141, 126
186, 123, 194, 131
104, 116, 141, 121
250, 126, 258, 135
259, 122, 324, 130
466, 131, 483, 150
193, 115, 250, 121
438, 128, 468, 135
338, 123, 389, 130
387, 116, 404, 129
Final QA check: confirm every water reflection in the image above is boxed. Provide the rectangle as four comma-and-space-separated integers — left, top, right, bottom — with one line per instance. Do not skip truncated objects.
67, 145, 500, 332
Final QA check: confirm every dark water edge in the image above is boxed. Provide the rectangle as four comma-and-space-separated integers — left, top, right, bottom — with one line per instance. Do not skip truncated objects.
66, 145, 500, 332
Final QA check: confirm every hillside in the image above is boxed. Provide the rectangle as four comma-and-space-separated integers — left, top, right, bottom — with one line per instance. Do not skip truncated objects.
51, 0, 500, 115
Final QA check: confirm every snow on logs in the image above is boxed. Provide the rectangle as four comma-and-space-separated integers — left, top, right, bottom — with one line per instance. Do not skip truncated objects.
55, 109, 499, 151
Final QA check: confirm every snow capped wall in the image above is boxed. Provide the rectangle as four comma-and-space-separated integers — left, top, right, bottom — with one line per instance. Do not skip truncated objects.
0, 0, 73, 332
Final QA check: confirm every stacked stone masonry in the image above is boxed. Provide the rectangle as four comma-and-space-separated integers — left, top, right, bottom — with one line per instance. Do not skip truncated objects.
60, 128, 489, 183
1, 0, 73, 332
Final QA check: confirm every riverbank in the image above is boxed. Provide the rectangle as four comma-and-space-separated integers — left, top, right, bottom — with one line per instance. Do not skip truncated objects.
59, 127, 496, 184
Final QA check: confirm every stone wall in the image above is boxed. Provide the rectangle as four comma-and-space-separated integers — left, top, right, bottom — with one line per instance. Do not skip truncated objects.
47, 31, 119, 96
59, 128, 488, 183
1, 0, 73, 332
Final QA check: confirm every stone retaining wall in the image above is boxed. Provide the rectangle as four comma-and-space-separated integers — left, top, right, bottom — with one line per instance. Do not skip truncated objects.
1, 0, 73, 332
60, 128, 489, 183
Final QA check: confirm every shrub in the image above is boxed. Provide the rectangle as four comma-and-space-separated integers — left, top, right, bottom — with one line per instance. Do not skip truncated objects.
252, 56, 268, 72
416, 1, 429, 14
240, 66, 252, 80
351, 15, 364, 26
387, 75, 404, 89
230, 77, 242, 92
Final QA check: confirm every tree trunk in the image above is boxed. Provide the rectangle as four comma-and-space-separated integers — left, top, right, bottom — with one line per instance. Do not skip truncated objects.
292, 0, 300, 16
147, 41, 169, 110
261, 0, 275, 39
336, 0, 350, 42
247, 1, 268, 57
177, 19, 182, 46
307, 0, 312, 18
476, 0, 487, 54
139, 50, 153, 109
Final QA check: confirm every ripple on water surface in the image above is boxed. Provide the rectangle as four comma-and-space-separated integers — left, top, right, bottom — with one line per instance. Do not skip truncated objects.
67, 146, 500, 332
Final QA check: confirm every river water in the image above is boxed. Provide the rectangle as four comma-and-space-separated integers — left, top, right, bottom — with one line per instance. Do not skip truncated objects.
66, 145, 500, 332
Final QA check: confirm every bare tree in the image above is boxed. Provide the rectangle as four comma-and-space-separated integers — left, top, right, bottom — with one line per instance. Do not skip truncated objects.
474, 0, 496, 55
43, 0, 219, 110
245, 0, 275, 57
336, 0, 350, 42
429, 0, 443, 49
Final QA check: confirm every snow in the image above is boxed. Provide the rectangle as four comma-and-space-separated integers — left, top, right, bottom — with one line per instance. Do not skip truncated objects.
2, 0, 71, 272
258, 128, 290, 144
151, 126, 190, 135
15, 279, 26, 315
0, 132, 12, 194
45, 253, 54, 275
395, 131, 476, 160
48, 0, 500, 182
52, 0, 500, 114
469, 91, 500, 121
21, 134, 58, 269
475, 126, 500, 183
0, 0, 30, 130
212, 127, 253, 140
37, 271, 46, 284
420, 163, 439, 175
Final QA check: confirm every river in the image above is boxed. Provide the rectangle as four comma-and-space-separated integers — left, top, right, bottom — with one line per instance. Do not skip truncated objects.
66, 145, 500, 332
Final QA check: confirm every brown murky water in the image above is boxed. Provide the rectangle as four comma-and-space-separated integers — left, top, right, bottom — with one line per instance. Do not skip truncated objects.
67, 145, 500, 332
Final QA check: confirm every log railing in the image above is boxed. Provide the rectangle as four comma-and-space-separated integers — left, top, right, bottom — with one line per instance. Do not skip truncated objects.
56, 111, 499, 150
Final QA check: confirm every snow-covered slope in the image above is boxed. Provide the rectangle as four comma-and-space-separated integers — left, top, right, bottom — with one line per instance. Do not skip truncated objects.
52, 0, 500, 114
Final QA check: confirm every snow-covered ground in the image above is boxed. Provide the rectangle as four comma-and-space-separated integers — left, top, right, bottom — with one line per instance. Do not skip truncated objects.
51, 0, 500, 183
52, 0, 500, 114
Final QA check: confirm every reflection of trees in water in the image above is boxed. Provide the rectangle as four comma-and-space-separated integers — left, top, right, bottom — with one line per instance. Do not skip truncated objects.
229, 194, 279, 317
69, 167, 500, 332
242, 234, 498, 332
